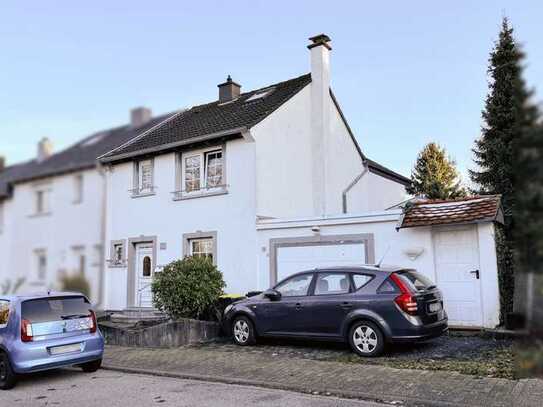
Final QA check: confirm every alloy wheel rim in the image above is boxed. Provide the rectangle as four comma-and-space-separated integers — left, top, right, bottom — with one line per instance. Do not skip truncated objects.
0, 360, 6, 381
353, 325, 378, 353
233, 320, 250, 343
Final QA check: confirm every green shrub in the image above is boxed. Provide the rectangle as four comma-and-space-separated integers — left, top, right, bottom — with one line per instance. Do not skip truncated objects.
61, 273, 91, 298
152, 256, 226, 320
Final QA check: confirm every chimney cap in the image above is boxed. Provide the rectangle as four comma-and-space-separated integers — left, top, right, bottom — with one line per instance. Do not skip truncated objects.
308, 33, 332, 50
218, 75, 241, 88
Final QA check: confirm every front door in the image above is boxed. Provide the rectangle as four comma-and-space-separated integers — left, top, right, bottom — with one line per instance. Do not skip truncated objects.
433, 226, 483, 327
135, 243, 153, 308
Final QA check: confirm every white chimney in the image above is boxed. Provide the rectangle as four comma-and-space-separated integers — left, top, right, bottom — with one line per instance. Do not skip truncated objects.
37, 137, 53, 162
130, 107, 152, 128
308, 34, 331, 216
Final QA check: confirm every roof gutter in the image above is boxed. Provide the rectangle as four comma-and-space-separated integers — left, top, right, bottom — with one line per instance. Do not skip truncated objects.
342, 160, 369, 214
98, 126, 248, 164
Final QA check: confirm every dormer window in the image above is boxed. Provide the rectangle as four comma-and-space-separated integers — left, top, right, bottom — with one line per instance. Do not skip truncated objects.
174, 145, 227, 200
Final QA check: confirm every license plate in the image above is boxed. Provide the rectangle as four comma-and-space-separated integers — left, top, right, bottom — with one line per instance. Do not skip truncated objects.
49, 343, 83, 355
428, 302, 442, 313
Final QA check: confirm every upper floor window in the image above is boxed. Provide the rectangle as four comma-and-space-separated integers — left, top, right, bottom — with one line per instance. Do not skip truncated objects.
73, 174, 84, 204
131, 159, 154, 197
176, 146, 226, 199
34, 187, 51, 215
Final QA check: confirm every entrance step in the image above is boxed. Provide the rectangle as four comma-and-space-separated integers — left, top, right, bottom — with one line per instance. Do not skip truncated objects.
110, 308, 168, 325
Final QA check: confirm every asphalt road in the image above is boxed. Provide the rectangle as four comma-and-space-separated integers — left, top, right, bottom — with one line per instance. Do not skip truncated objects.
1, 369, 387, 407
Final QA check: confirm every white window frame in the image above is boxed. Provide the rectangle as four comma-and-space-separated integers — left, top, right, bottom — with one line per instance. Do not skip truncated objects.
0, 300, 10, 328
72, 246, 86, 275
131, 158, 155, 197
183, 231, 217, 265
35, 249, 47, 282
73, 173, 84, 204
33, 186, 51, 216
176, 145, 226, 200
109, 240, 126, 267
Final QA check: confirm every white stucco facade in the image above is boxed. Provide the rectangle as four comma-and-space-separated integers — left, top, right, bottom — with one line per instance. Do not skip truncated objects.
0, 168, 105, 304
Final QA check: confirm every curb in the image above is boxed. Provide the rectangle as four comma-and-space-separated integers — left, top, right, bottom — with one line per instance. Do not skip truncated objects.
102, 364, 470, 407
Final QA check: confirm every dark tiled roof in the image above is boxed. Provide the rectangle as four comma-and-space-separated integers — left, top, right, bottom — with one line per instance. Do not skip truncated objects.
100, 74, 312, 161
398, 195, 503, 229
0, 113, 176, 198
366, 159, 411, 186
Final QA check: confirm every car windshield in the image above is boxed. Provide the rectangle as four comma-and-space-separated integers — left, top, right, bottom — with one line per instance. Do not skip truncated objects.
21, 296, 92, 323
396, 270, 435, 292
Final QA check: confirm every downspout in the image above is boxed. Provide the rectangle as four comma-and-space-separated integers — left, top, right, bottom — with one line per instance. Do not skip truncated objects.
95, 161, 107, 309
342, 161, 369, 214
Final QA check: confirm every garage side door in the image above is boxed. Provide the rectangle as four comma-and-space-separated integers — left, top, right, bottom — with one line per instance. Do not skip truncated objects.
276, 243, 366, 283
433, 226, 483, 327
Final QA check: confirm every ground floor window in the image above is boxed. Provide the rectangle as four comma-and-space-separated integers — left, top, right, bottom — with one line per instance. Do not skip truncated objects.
183, 231, 217, 265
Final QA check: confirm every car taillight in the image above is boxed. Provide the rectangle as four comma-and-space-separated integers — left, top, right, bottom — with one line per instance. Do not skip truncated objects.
21, 319, 33, 342
390, 273, 418, 316
89, 310, 97, 333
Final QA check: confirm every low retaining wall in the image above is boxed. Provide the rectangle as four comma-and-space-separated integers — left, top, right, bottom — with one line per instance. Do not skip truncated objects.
100, 319, 222, 348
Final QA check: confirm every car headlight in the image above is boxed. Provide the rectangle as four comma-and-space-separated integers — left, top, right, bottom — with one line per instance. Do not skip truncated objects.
224, 304, 234, 315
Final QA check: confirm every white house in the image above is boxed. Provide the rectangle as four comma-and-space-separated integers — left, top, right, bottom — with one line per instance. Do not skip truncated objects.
0, 109, 176, 305
98, 34, 410, 311
98, 34, 504, 328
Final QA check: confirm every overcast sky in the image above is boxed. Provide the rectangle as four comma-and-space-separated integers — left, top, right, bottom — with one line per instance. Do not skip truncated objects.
1, 1, 541, 181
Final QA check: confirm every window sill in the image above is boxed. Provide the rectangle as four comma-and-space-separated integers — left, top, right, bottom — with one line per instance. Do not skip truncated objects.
107, 260, 127, 268
172, 188, 228, 201
130, 192, 156, 199
29, 281, 46, 286
28, 212, 52, 218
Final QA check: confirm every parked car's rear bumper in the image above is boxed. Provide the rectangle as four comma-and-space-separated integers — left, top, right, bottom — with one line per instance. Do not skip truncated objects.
389, 319, 448, 343
10, 332, 104, 374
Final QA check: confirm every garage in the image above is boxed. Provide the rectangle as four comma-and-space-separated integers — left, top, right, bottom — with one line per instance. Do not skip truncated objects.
269, 234, 375, 284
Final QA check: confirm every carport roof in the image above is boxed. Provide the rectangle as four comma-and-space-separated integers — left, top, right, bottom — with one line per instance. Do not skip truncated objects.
397, 195, 503, 229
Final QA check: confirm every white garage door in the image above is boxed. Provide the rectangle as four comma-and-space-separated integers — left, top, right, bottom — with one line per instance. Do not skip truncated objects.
276, 243, 366, 283
433, 226, 483, 327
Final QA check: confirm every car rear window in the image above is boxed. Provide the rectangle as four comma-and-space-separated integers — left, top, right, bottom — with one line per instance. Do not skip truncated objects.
395, 271, 435, 292
22, 296, 92, 323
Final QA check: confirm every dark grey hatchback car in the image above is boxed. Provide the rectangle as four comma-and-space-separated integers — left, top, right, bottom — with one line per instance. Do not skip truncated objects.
223, 266, 448, 357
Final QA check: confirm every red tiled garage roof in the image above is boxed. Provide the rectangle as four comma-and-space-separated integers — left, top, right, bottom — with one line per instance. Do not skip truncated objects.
398, 195, 503, 229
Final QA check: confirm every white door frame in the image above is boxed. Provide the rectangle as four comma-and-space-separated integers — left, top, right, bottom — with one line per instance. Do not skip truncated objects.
127, 236, 157, 308
431, 225, 484, 327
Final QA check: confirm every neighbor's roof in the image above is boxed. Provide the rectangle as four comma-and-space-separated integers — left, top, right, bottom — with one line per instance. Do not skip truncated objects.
0, 112, 176, 199
99, 74, 313, 162
397, 195, 503, 229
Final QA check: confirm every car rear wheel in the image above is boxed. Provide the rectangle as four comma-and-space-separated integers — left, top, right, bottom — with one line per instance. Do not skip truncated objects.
80, 358, 102, 373
232, 316, 256, 346
349, 321, 384, 357
0, 352, 17, 390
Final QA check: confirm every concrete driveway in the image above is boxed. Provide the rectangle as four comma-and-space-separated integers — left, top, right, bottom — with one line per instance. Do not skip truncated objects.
3, 368, 386, 407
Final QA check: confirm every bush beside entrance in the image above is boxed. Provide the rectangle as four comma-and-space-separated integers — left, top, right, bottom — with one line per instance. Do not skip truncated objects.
152, 256, 226, 320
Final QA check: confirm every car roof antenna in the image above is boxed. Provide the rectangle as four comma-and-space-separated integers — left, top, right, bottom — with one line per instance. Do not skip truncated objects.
376, 245, 391, 268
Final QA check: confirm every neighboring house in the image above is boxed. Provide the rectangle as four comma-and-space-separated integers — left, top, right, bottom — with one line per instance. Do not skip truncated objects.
0, 108, 176, 304
97, 34, 410, 310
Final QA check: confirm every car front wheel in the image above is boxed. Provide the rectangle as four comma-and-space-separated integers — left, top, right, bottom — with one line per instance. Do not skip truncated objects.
232, 316, 256, 346
0, 352, 17, 390
349, 321, 385, 357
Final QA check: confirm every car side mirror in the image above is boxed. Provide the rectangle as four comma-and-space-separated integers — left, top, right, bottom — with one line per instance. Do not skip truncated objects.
263, 289, 281, 301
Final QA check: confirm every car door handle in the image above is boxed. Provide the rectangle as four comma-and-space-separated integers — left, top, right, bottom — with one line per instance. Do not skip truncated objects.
340, 302, 353, 310
470, 269, 480, 280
